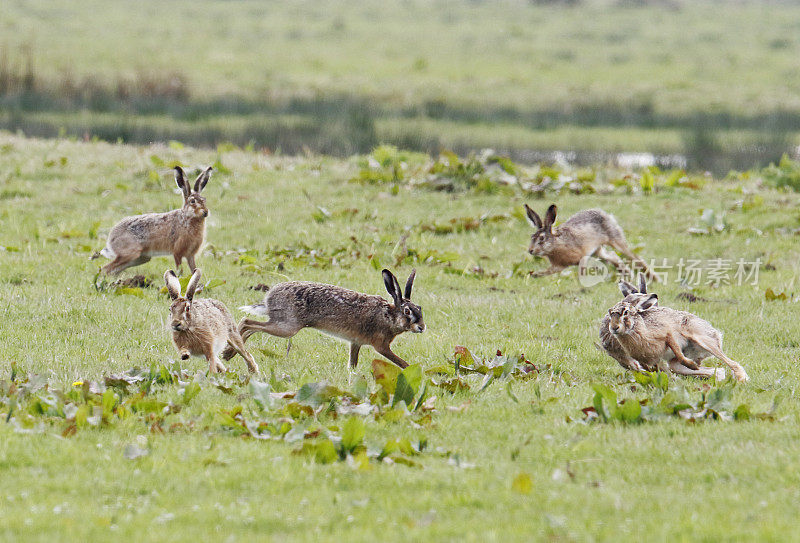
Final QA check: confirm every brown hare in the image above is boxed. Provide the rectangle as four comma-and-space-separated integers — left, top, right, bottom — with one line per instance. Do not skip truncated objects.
165, 269, 258, 375
524, 203, 656, 281
599, 275, 656, 374
222, 269, 424, 369
604, 277, 748, 381
101, 166, 212, 275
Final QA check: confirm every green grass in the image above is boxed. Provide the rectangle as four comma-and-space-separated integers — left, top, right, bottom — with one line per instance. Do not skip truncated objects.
1, 132, 800, 540
1, 0, 800, 166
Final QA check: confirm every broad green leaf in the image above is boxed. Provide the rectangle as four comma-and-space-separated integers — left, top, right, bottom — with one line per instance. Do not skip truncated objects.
249, 379, 272, 410
101, 389, 116, 419
617, 399, 642, 423
340, 417, 366, 453
295, 382, 346, 408
393, 364, 422, 407
181, 382, 201, 405
114, 287, 144, 298
372, 359, 401, 395
314, 440, 339, 464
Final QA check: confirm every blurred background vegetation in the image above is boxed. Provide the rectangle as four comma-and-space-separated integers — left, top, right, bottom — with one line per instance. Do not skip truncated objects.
2, 0, 799, 172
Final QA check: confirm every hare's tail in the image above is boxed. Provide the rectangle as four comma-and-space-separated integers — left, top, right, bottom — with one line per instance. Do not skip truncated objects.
240, 302, 268, 316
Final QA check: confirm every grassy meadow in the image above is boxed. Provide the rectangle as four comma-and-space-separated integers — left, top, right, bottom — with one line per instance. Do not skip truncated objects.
2, 0, 800, 168
1, 132, 800, 540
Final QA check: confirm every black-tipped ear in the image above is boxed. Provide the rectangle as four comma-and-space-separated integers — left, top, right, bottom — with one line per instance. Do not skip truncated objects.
175, 167, 189, 198
638, 293, 658, 310
185, 268, 202, 301
164, 270, 181, 300
382, 269, 402, 306
619, 280, 637, 297
524, 204, 542, 229
194, 166, 212, 193
638, 273, 647, 294
543, 204, 557, 230
404, 269, 416, 299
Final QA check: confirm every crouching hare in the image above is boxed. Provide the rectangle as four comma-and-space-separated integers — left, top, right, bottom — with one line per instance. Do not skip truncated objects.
101, 166, 212, 275
524, 203, 656, 281
221, 269, 424, 369
165, 269, 259, 374
603, 277, 748, 382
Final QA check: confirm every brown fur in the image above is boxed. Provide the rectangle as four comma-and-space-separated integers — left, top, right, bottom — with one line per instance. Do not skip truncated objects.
524, 203, 657, 281
101, 166, 211, 275
221, 269, 424, 369
165, 269, 258, 374
606, 290, 748, 382
599, 276, 653, 372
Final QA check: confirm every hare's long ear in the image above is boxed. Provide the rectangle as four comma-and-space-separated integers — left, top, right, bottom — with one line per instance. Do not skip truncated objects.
543, 204, 557, 231
638, 273, 647, 294
637, 293, 658, 311
194, 166, 212, 193
165, 270, 182, 300
524, 204, 542, 229
404, 269, 416, 300
175, 166, 189, 199
185, 268, 203, 302
619, 280, 637, 297
382, 269, 402, 307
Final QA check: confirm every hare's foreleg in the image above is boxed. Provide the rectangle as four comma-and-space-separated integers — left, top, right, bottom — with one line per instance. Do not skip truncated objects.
349, 343, 362, 369
608, 352, 646, 373
373, 342, 409, 369
226, 333, 259, 373
205, 346, 227, 374
532, 264, 565, 278
665, 334, 700, 369
186, 254, 198, 273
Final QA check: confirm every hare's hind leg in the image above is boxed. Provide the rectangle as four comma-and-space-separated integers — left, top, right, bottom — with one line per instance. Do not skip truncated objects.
226, 333, 259, 373
595, 246, 631, 276
688, 334, 749, 382
349, 343, 362, 369
102, 251, 146, 275
240, 317, 302, 339
668, 359, 725, 380
609, 239, 657, 282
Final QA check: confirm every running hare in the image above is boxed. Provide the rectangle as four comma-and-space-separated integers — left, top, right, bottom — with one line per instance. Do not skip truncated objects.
101, 166, 212, 275
165, 269, 258, 374
524, 204, 656, 281
222, 269, 424, 369
604, 278, 748, 381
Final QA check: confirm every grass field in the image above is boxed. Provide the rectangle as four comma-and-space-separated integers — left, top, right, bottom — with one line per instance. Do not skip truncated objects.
2, 0, 800, 167
1, 132, 800, 540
